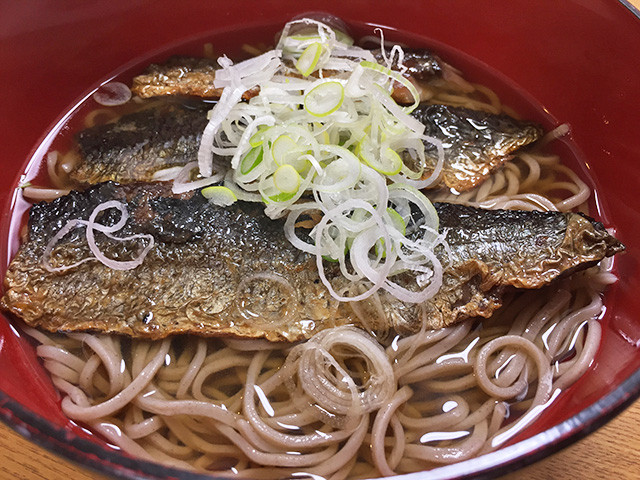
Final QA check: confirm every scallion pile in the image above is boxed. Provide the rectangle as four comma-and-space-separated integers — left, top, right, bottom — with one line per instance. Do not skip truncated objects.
189, 18, 448, 304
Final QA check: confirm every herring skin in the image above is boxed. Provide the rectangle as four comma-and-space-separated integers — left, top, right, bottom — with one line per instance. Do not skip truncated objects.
127, 54, 542, 192
131, 51, 447, 101
131, 57, 221, 99
69, 99, 541, 193
1, 183, 624, 341
70, 101, 210, 185
372, 48, 445, 81
413, 104, 544, 192
3, 183, 340, 342
386, 203, 624, 333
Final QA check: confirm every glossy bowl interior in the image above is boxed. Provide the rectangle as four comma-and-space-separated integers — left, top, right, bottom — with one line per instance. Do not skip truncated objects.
1, 1, 640, 479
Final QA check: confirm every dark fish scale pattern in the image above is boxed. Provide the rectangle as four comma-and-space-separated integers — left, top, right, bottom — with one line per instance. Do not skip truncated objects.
1, 183, 624, 341
71, 101, 210, 185
70, 100, 541, 192
413, 104, 543, 192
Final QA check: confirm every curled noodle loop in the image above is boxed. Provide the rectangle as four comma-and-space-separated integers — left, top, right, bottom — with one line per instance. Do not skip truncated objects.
285, 326, 397, 420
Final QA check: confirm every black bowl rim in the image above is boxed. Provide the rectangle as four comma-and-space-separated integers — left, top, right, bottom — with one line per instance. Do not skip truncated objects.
1, 1, 639, 479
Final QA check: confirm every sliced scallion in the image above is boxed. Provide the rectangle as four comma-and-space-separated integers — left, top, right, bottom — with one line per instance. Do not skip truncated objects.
267, 191, 297, 203
357, 138, 403, 176
375, 207, 407, 258
249, 126, 271, 147
272, 134, 303, 166
201, 186, 238, 206
296, 42, 323, 77
304, 81, 344, 118
240, 146, 264, 175
387, 207, 406, 235
274, 164, 301, 194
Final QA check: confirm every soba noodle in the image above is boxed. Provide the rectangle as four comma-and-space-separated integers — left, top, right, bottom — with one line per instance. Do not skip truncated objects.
17, 48, 618, 479
24, 258, 614, 477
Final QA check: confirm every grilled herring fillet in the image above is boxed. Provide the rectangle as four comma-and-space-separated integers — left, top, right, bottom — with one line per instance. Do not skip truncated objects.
130, 57, 260, 101
1, 183, 624, 341
131, 57, 221, 99
385, 202, 624, 334
128, 54, 542, 192
70, 101, 210, 185
130, 51, 450, 103
69, 101, 541, 192
413, 104, 543, 192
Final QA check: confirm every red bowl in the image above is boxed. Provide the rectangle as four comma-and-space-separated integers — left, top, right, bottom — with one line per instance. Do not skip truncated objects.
1, 1, 639, 479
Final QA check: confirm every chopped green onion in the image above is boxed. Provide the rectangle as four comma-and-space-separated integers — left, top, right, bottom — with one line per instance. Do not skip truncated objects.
380, 148, 403, 175
334, 30, 354, 45
360, 60, 421, 113
288, 34, 323, 42
288, 30, 352, 45
240, 146, 264, 175
267, 191, 297, 203
272, 134, 303, 166
389, 183, 439, 234
313, 145, 361, 193
357, 138, 403, 176
296, 42, 323, 77
199, 18, 446, 306
387, 207, 406, 235
375, 207, 407, 258
201, 186, 238, 206
274, 164, 301, 193
313, 122, 331, 144
249, 126, 271, 147
304, 81, 344, 117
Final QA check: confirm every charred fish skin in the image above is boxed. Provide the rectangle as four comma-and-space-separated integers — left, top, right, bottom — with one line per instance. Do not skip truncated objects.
435, 203, 624, 288
373, 48, 446, 81
2, 182, 343, 342
371, 48, 454, 105
69, 100, 541, 193
131, 56, 220, 99
1, 183, 624, 341
70, 101, 210, 185
131, 51, 447, 104
131, 56, 259, 100
131, 51, 448, 99
412, 104, 544, 192
387, 203, 625, 333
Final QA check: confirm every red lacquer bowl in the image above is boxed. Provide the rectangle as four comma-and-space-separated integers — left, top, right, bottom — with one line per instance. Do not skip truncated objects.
0, 1, 639, 479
